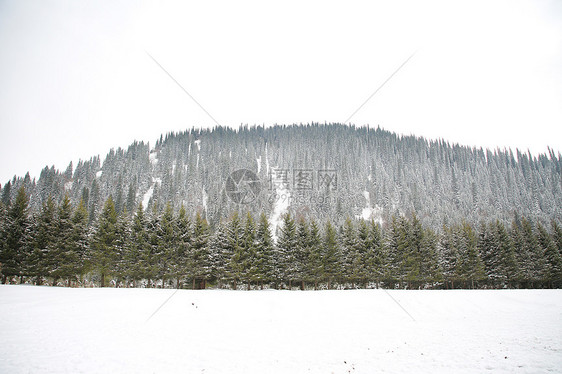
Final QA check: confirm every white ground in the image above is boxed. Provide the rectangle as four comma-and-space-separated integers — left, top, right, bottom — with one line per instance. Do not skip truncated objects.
1, 286, 561, 374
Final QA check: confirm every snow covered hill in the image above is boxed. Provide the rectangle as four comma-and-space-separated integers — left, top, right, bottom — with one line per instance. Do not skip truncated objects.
1, 286, 561, 373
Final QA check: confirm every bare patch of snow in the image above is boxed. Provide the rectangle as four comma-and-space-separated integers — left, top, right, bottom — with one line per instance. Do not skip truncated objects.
256, 156, 262, 174
202, 187, 208, 217
141, 178, 162, 210
357, 190, 383, 225
149, 152, 158, 166
95, 170, 103, 178
141, 185, 154, 210
270, 170, 290, 242
265, 142, 270, 175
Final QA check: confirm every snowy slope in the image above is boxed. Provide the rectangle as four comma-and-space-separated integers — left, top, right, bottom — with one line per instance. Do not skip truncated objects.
1, 286, 561, 374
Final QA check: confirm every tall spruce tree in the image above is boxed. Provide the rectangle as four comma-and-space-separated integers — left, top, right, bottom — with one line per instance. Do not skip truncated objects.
0, 187, 31, 283
276, 213, 297, 288
551, 220, 562, 259
366, 220, 386, 287
340, 218, 360, 287
209, 220, 230, 288
125, 203, 150, 287
91, 196, 118, 287
537, 222, 562, 287
227, 212, 244, 289
457, 221, 485, 288
242, 212, 258, 289
51, 195, 76, 286
113, 209, 131, 287
172, 204, 191, 288
29, 196, 56, 284
322, 221, 339, 289
71, 199, 90, 284
190, 211, 210, 289
255, 213, 274, 288
495, 220, 519, 287
157, 203, 176, 287
512, 218, 544, 286
307, 218, 323, 289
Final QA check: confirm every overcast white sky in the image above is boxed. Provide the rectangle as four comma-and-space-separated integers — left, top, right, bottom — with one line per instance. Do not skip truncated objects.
1, 0, 561, 184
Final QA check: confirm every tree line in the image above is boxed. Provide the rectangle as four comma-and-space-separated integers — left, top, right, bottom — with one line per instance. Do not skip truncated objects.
3, 123, 562, 235
1, 187, 561, 289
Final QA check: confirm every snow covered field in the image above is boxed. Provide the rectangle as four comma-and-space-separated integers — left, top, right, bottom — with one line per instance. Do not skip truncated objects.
1, 286, 561, 374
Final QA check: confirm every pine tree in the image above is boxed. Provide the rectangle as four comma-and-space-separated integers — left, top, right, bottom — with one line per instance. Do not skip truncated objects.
478, 222, 496, 286
512, 218, 544, 287
386, 216, 410, 287
457, 221, 485, 288
51, 195, 76, 286
70, 198, 90, 285
0, 187, 31, 283
419, 223, 442, 287
276, 213, 297, 288
551, 220, 562, 259
340, 218, 360, 287
495, 220, 519, 287
255, 213, 274, 288
356, 219, 370, 287
227, 212, 244, 289
126, 183, 136, 215
439, 225, 458, 288
0, 203, 7, 269
125, 203, 150, 287
145, 204, 161, 287
209, 220, 230, 288
537, 222, 562, 287
322, 221, 339, 289
29, 196, 57, 284
307, 218, 323, 289
295, 217, 310, 290
366, 220, 385, 287
113, 209, 131, 287
190, 211, 210, 289
1, 181, 12, 207
242, 212, 257, 289
172, 204, 191, 288
157, 203, 176, 287
91, 196, 118, 287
